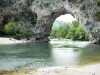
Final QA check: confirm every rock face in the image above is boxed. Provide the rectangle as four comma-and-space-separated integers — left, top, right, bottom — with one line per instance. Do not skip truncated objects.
0, 0, 100, 43
31, 0, 100, 43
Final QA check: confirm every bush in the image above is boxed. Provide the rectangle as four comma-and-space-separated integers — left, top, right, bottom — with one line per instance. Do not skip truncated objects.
50, 24, 70, 39
4, 22, 33, 40
66, 22, 89, 41
95, 10, 100, 21
14, 34, 22, 40
23, 29, 33, 40
4, 22, 21, 36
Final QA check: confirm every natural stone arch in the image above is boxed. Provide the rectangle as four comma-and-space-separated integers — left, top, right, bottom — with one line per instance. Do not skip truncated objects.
31, 0, 100, 43
33, 7, 75, 42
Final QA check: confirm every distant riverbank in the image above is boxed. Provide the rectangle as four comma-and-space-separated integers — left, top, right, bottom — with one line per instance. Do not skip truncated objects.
0, 37, 26, 44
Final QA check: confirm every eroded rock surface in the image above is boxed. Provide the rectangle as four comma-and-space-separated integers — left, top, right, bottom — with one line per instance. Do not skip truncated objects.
0, 0, 100, 43
31, 0, 100, 43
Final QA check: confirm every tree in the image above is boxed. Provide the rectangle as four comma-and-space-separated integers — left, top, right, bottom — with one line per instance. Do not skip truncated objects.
23, 29, 33, 40
50, 21, 89, 41
4, 22, 21, 36
57, 24, 69, 38
50, 27, 58, 39
4, 22, 33, 40
66, 21, 77, 40
66, 21, 89, 41
50, 23, 70, 39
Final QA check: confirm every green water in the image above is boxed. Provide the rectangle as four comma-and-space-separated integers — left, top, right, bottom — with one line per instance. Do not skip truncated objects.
0, 40, 100, 71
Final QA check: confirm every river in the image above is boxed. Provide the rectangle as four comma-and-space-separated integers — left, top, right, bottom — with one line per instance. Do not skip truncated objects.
0, 40, 100, 71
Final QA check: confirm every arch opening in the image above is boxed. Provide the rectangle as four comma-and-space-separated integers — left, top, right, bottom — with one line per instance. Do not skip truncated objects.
49, 14, 89, 41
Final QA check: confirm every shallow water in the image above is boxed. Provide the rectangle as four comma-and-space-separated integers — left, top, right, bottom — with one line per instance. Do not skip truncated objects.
0, 40, 100, 71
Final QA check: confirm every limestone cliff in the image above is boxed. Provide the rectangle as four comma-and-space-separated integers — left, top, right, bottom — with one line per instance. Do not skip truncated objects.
0, 0, 100, 43
32, 0, 100, 43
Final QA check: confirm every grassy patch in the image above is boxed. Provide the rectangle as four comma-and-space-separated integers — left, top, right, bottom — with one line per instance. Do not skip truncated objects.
0, 69, 37, 75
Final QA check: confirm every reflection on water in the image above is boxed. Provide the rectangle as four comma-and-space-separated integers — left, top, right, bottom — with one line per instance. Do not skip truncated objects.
78, 44, 100, 65
0, 40, 100, 71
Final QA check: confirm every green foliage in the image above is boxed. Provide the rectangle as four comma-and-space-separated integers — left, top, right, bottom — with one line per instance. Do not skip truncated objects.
56, 25, 68, 38
23, 29, 33, 40
14, 34, 23, 40
0, 0, 37, 36
4, 22, 33, 40
50, 21, 89, 41
20, 9, 37, 25
95, 10, 100, 21
96, 0, 100, 5
14, 29, 33, 40
50, 24, 70, 39
74, 26, 88, 40
67, 21, 89, 41
4, 22, 20, 36
50, 27, 58, 39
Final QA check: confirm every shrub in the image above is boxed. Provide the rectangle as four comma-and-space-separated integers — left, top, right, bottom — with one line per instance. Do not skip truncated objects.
20, 9, 37, 25
95, 10, 100, 21
14, 34, 22, 40
23, 29, 33, 40
4, 22, 21, 36
4, 22, 33, 40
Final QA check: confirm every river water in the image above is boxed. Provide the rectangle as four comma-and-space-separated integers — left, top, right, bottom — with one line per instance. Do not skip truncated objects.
0, 40, 100, 71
